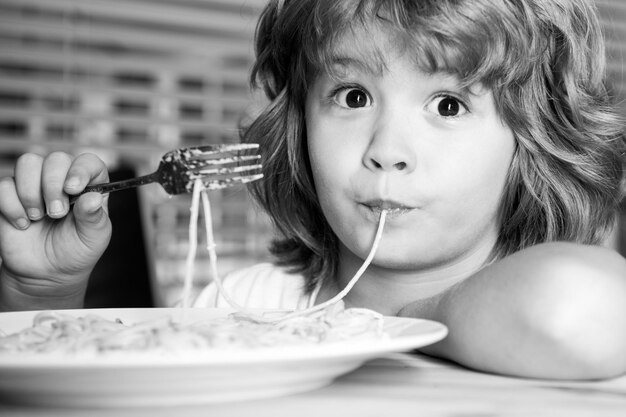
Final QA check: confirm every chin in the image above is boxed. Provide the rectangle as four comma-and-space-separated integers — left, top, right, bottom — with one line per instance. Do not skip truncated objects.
370, 245, 437, 270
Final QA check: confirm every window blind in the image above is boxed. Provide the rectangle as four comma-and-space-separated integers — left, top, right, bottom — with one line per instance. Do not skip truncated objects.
0, 0, 268, 160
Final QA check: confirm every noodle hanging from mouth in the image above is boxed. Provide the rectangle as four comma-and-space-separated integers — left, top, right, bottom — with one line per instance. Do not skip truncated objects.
188, 179, 388, 323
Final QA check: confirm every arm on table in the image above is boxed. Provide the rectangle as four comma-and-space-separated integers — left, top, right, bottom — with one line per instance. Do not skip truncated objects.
399, 242, 626, 380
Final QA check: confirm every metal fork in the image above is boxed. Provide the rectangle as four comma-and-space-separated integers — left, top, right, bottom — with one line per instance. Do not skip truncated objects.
71, 143, 263, 201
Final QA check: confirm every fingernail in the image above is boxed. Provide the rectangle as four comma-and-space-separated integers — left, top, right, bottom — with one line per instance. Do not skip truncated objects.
65, 177, 80, 189
48, 200, 65, 216
16, 218, 29, 229
27, 208, 42, 220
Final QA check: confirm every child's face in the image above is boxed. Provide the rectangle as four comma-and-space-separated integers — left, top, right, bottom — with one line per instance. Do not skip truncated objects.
305, 32, 516, 273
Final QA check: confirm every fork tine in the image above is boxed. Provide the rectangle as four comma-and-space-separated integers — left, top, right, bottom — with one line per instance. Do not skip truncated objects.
201, 173, 264, 190
185, 155, 261, 170
183, 143, 259, 156
189, 163, 263, 177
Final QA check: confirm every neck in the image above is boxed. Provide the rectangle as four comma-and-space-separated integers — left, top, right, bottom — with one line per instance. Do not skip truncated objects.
320, 240, 494, 316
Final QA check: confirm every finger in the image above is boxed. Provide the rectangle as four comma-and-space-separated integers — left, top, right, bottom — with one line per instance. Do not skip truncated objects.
41, 152, 73, 219
14, 153, 45, 221
63, 153, 109, 195
0, 176, 30, 230
72, 191, 112, 250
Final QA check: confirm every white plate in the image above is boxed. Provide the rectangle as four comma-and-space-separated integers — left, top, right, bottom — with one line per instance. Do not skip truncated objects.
0, 307, 447, 407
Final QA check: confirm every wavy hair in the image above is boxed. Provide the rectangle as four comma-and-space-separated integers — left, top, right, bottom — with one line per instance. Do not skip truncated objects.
240, 0, 625, 291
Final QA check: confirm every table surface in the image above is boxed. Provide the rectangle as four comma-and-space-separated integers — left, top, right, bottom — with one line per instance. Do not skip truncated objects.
2, 352, 625, 417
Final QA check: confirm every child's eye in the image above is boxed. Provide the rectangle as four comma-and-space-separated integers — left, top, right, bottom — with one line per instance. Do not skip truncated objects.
427, 94, 469, 117
333, 87, 372, 109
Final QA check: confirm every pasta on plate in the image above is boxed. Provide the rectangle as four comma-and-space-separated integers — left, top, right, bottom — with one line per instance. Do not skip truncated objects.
0, 306, 385, 356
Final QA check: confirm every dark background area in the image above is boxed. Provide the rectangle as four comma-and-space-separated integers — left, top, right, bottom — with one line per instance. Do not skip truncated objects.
84, 167, 154, 308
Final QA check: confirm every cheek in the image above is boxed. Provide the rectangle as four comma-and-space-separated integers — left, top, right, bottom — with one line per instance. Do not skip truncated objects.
470, 142, 515, 217
308, 147, 350, 208
443, 129, 515, 209
307, 125, 340, 204
307, 121, 363, 188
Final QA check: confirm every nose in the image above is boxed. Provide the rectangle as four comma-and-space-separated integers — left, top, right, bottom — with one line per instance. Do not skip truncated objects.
363, 110, 416, 173
368, 158, 407, 171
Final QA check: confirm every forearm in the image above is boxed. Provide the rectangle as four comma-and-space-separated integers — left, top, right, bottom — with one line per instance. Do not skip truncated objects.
400, 243, 626, 380
400, 278, 555, 378
414, 277, 571, 379
0, 266, 88, 312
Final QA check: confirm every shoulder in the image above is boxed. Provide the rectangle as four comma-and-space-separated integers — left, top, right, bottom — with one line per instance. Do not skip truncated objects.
193, 262, 311, 310
489, 242, 626, 324
495, 241, 626, 283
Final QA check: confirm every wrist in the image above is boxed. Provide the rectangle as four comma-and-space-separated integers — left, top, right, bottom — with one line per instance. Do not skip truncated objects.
0, 268, 87, 312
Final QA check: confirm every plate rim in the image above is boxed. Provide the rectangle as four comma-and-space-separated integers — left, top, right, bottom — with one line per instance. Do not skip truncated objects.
0, 307, 448, 368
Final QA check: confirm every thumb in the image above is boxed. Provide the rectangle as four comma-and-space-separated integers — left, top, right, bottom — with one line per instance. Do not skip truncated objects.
72, 192, 112, 251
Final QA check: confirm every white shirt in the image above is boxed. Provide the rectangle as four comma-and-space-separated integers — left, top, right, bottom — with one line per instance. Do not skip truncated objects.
193, 262, 321, 310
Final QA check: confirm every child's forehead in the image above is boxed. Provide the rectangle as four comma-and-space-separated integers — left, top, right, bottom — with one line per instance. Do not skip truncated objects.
322, 25, 455, 82
324, 25, 406, 75
326, 39, 387, 77
318, 26, 490, 96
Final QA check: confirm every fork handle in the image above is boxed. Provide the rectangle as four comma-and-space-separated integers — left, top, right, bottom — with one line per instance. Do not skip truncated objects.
69, 172, 159, 204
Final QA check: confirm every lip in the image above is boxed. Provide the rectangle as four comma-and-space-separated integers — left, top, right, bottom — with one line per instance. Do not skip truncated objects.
360, 199, 415, 217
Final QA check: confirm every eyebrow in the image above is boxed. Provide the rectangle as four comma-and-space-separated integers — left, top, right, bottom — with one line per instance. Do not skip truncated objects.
326, 54, 386, 78
325, 53, 484, 97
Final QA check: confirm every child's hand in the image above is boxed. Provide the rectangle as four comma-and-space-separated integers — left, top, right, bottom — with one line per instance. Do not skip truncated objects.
0, 152, 112, 311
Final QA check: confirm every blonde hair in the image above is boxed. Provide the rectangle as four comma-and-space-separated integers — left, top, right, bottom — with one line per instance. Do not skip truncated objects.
242, 0, 625, 290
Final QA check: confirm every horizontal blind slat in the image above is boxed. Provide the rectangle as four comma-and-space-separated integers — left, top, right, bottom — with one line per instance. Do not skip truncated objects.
0, 75, 252, 105
0, 0, 261, 34
0, 18, 254, 59
0, 46, 251, 77
0, 107, 239, 132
